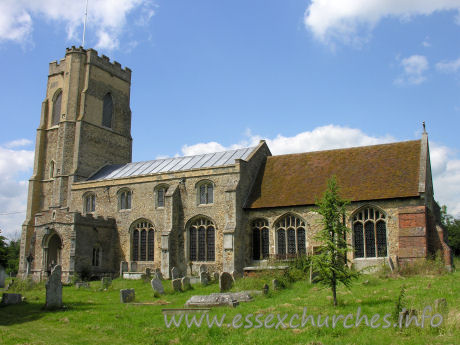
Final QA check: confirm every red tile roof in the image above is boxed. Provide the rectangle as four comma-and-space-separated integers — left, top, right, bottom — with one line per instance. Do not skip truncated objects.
246, 140, 421, 209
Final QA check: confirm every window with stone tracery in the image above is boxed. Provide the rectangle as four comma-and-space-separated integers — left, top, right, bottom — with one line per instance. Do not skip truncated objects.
352, 207, 387, 258
275, 214, 306, 258
189, 217, 215, 261
252, 219, 270, 260
132, 221, 154, 262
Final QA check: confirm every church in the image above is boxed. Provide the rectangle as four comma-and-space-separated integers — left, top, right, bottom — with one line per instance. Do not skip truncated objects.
18, 47, 452, 282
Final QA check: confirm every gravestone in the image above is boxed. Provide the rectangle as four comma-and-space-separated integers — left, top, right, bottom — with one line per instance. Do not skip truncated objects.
155, 271, 164, 281
262, 284, 269, 295
200, 271, 208, 286
231, 271, 242, 281
120, 261, 128, 277
219, 272, 233, 292
434, 298, 448, 312
387, 257, 395, 272
181, 277, 191, 291
145, 268, 151, 278
101, 277, 112, 289
171, 267, 180, 280
75, 282, 89, 289
272, 279, 280, 290
120, 289, 135, 303
213, 272, 219, 281
185, 294, 239, 308
199, 264, 207, 273
130, 262, 138, 272
45, 265, 62, 309
172, 278, 182, 292
0, 265, 5, 288
1, 293, 22, 306
151, 277, 164, 295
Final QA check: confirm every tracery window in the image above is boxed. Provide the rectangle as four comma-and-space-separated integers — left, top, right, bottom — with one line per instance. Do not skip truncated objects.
252, 219, 270, 260
118, 189, 132, 210
102, 93, 113, 128
189, 217, 215, 261
132, 221, 154, 261
275, 214, 306, 258
352, 207, 387, 258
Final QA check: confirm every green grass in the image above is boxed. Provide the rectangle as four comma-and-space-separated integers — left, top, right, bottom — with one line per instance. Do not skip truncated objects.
0, 264, 459, 345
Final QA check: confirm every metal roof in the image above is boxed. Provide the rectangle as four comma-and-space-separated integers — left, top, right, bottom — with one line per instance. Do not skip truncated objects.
87, 146, 257, 181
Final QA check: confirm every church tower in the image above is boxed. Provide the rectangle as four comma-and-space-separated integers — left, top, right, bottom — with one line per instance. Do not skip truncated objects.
19, 47, 132, 277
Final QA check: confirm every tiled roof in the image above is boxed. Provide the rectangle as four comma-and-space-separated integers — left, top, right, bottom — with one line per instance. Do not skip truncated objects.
87, 147, 257, 181
246, 140, 422, 209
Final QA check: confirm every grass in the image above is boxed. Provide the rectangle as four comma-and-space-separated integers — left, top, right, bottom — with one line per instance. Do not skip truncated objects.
0, 260, 459, 345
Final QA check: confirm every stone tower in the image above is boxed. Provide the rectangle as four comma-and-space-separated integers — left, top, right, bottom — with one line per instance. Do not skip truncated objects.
19, 47, 132, 279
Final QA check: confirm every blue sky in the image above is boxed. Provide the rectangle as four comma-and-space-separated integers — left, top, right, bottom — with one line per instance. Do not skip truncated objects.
1, 0, 460, 239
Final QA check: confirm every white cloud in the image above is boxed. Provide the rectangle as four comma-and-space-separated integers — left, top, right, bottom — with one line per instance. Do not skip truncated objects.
0, 141, 34, 241
0, 0, 156, 50
436, 57, 460, 73
422, 36, 431, 48
395, 55, 429, 85
304, 0, 460, 45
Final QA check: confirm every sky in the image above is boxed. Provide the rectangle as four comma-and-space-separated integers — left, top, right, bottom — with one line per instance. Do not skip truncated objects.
0, 0, 460, 240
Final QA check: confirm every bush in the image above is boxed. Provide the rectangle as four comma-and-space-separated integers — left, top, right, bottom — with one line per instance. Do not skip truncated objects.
398, 251, 447, 276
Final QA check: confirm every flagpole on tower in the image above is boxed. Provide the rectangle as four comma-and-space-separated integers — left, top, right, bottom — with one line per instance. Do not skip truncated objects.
82, 0, 89, 47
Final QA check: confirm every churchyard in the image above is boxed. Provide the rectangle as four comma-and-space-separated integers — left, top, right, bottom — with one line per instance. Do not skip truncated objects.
0, 260, 459, 345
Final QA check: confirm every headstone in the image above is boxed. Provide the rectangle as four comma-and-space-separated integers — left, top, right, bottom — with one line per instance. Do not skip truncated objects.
181, 277, 191, 291
199, 264, 207, 273
75, 282, 89, 289
120, 289, 135, 303
0, 266, 5, 288
130, 261, 138, 272
272, 279, 280, 290
172, 278, 182, 292
155, 271, 164, 281
45, 265, 62, 309
262, 284, 269, 295
200, 271, 208, 286
1, 293, 22, 306
101, 277, 112, 289
151, 277, 164, 295
171, 267, 180, 280
434, 298, 448, 312
213, 272, 219, 281
120, 261, 128, 277
232, 271, 242, 281
145, 268, 151, 278
219, 272, 233, 292
185, 294, 239, 308
387, 257, 395, 272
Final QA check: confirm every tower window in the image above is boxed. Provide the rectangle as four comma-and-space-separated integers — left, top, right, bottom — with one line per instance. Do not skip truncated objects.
92, 247, 101, 266
102, 93, 113, 128
352, 207, 387, 258
52, 91, 62, 126
118, 189, 132, 210
84, 193, 96, 213
197, 181, 213, 205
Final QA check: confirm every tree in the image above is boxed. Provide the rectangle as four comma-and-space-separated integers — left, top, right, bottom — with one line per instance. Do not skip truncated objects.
0, 230, 8, 268
312, 176, 358, 306
441, 205, 460, 256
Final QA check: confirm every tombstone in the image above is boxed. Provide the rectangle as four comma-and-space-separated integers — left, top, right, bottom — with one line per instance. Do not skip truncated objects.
101, 277, 112, 289
155, 271, 164, 281
262, 284, 269, 295
130, 262, 138, 272
151, 277, 164, 295
145, 268, 152, 278
120, 261, 128, 277
185, 294, 239, 308
1, 293, 22, 306
231, 271, 242, 281
172, 278, 182, 292
120, 289, 135, 303
272, 279, 280, 291
219, 272, 233, 292
387, 257, 395, 272
200, 271, 209, 286
171, 267, 180, 280
199, 264, 207, 273
434, 298, 448, 312
45, 265, 62, 309
213, 272, 219, 281
0, 265, 5, 288
75, 282, 89, 289
181, 277, 191, 291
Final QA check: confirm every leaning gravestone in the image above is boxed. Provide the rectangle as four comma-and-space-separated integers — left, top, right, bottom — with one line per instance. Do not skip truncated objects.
120, 289, 135, 303
231, 271, 242, 281
151, 277, 164, 295
219, 272, 233, 292
181, 277, 191, 291
272, 279, 280, 290
101, 277, 112, 290
200, 271, 208, 286
120, 261, 128, 277
155, 271, 164, 281
145, 268, 152, 278
172, 278, 182, 292
1, 293, 22, 306
0, 265, 6, 288
199, 264, 207, 273
213, 272, 219, 281
45, 265, 62, 309
171, 267, 180, 280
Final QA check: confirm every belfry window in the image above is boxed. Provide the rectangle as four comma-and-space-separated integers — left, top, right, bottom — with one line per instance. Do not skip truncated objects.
102, 93, 113, 128
352, 207, 387, 258
252, 219, 270, 260
197, 181, 213, 205
275, 214, 306, 258
132, 221, 155, 261
118, 189, 132, 210
52, 90, 62, 126
92, 247, 100, 266
189, 217, 215, 261
84, 193, 96, 213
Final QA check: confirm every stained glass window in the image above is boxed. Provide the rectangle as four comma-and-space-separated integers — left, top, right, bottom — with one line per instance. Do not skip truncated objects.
287, 228, 296, 255
133, 230, 139, 261
140, 230, 147, 261
206, 227, 215, 261
198, 227, 206, 261
189, 227, 197, 261
275, 214, 306, 257
277, 230, 286, 256
376, 221, 387, 257
297, 228, 306, 254
353, 207, 387, 258
261, 228, 269, 259
353, 223, 364, 258
148, 230, 154, 261
189, 218, 216, 261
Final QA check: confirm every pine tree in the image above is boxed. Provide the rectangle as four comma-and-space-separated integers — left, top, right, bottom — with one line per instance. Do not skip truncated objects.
312, 176, 358, 306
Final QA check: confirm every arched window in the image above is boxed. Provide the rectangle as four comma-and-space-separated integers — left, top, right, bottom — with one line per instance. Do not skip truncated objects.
102, 93, 113, 128
84, 193, 96, 213
132, 221, 155, 262
188, 217, 215, 261
155, 185, 168, 208
275, 214, 306, 258
252, 219, 270, 260
352, 207, 387, 258
49, 160, 55, 179
197, 181, 213, 205
52, 90, 62, 126
118, 189, 132, 210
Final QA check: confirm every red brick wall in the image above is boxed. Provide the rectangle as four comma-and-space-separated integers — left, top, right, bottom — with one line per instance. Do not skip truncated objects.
398, 206, 427, 262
